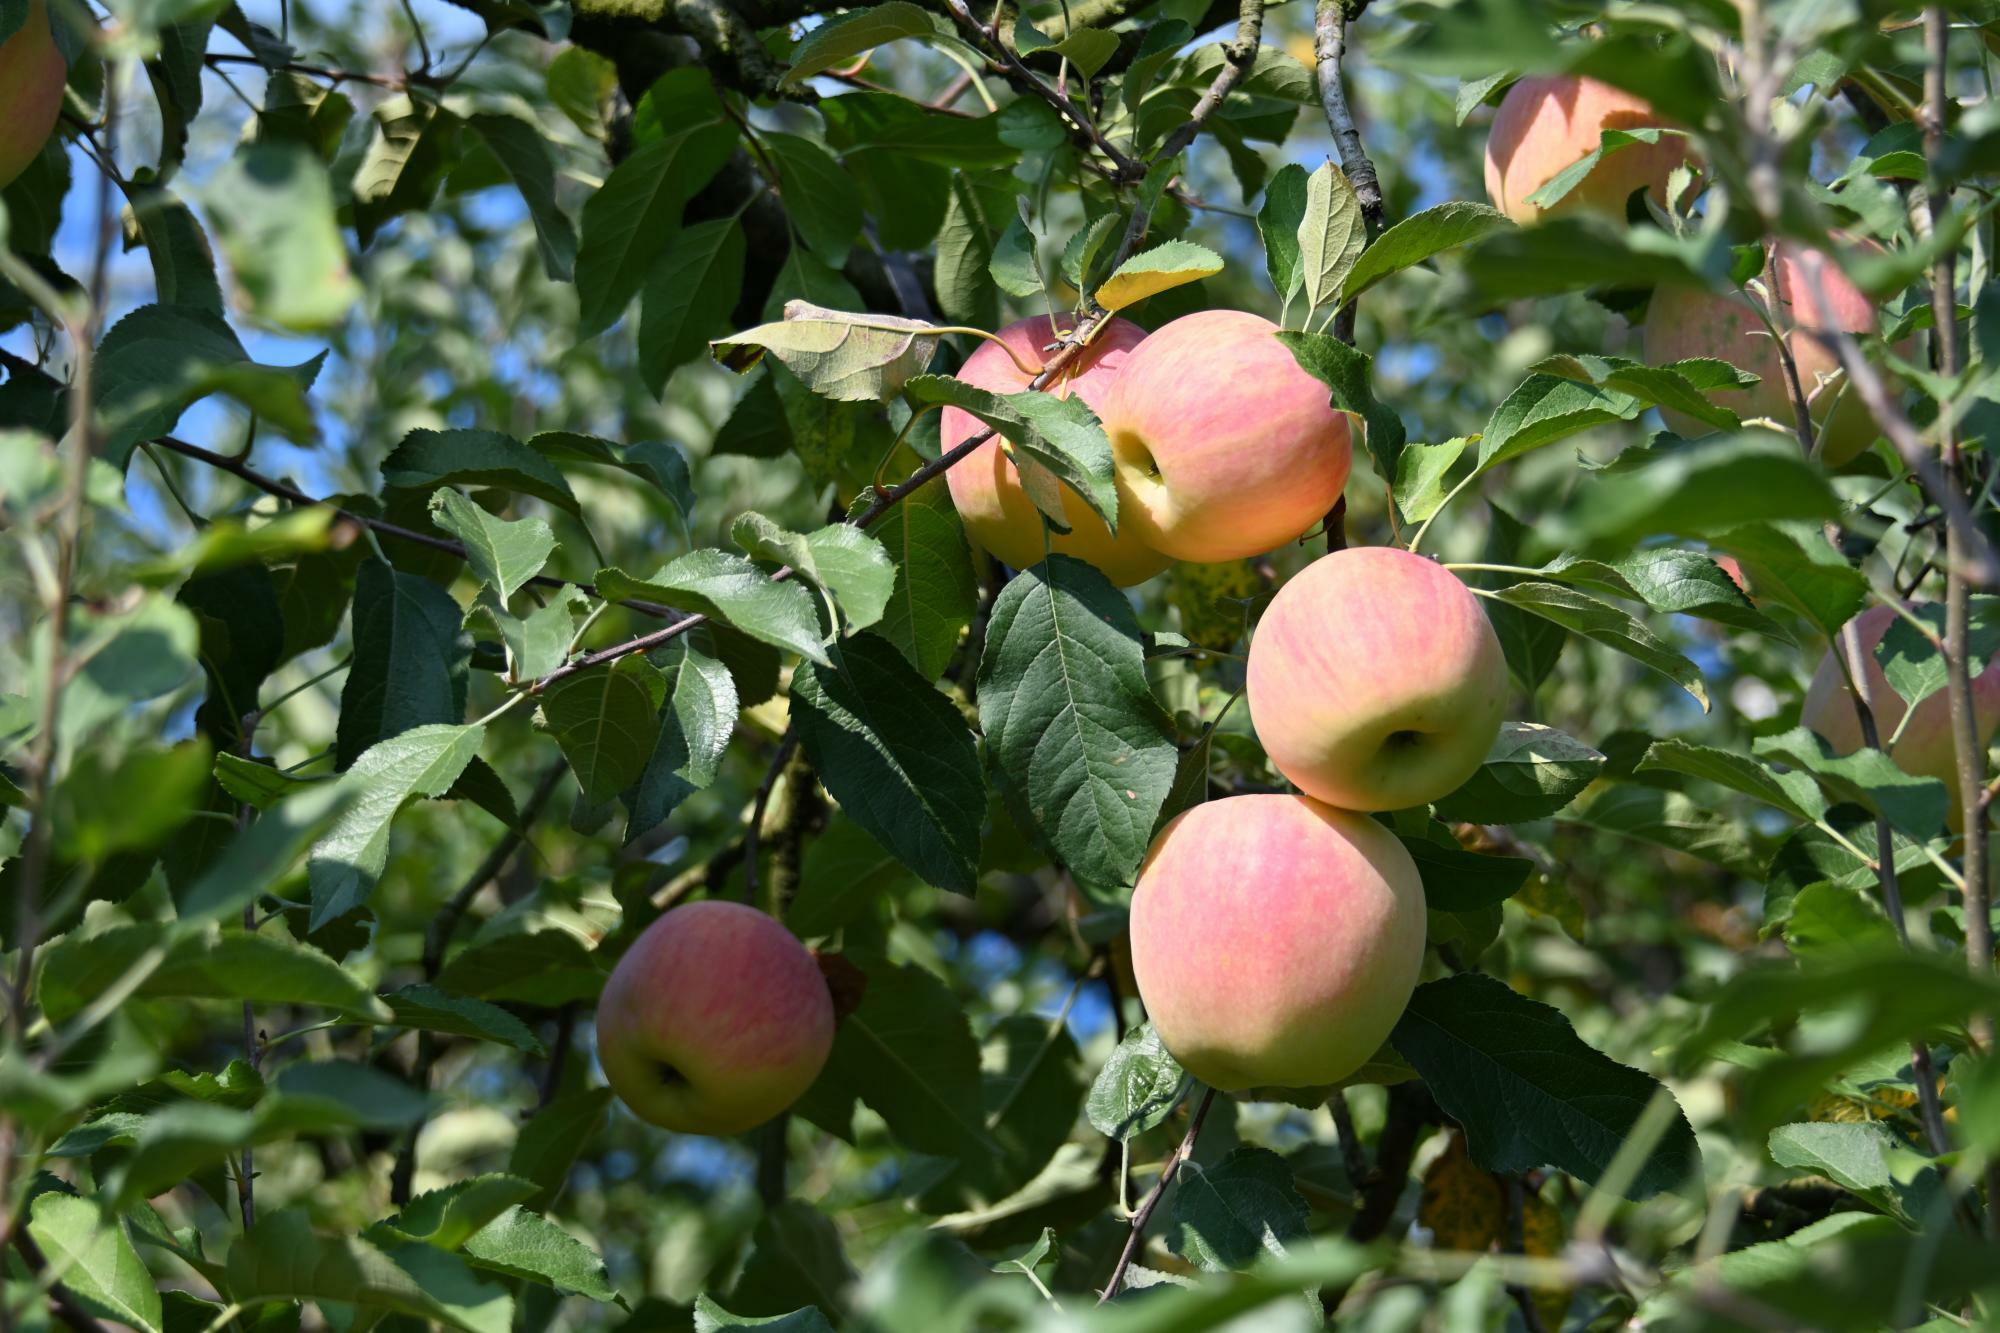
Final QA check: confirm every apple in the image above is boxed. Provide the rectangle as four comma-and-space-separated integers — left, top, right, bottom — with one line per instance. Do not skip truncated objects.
1095, 309, 1352, 563
0, 0, 66, 191
595, 900, 834, 1136
1128, 794, 1426, 1092
1246, 546, 1507, 811
1482, 74, 1694, 225
1643, 242, 1887, 465
941, 314, 1170, 587
1800, 602, 2000, 831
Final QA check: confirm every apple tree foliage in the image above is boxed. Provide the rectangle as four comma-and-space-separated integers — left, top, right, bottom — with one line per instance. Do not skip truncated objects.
4, 0, 2000, 1327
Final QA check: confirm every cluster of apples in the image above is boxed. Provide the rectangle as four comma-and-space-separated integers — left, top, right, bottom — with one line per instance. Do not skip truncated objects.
1484, 73, 1889, 462
941, 309, 1354, 583
0, 0, 66, 191
1487, 77, 2000, 817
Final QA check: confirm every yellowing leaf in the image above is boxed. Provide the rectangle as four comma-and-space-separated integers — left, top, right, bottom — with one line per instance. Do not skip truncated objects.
1417, 1130, 1504, 1253
711, 302, 941, 402
1093, 240, 1223, 312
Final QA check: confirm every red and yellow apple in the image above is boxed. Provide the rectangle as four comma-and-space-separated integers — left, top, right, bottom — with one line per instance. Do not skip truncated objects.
941, 314, 1169, 587
0, 0, 66, 191
1247, 547, 1508, 812
595, 900, 834, 1136
1482, 74, 1693, 225
1128, 794, 1426, 1092
1801, 603, 2000, 830
1097, 309, 1352, 563
1644, 242, 1887, 464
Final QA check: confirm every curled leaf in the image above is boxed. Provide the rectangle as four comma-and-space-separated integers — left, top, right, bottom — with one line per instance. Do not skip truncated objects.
711, 301, 942, 402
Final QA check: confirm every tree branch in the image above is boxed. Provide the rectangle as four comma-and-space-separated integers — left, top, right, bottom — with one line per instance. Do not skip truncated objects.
575, 0, 803, 99
1098, 1086, 1216, 1303
146, 435, 688, 622
1151, 0, 1264, 167
1348, 1080, 1435, 1241
940, 0, 1142, 179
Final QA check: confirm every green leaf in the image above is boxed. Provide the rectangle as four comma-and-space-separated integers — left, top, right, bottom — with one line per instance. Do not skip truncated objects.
869, 485, 975, 680
1753, 725, 1950, 840
1784, 883, 1897, 962
176, 780, 355, 925
764, 133, 862, 265
28, 1194, 163, 1333
1258, 161, 1308, 303
728, 1200, 854, 1321
1399, 830, 1534, 912
1342, 200, 1510, 301
385, 1176, 539, 1250
274, 1059, 433, 1131
1477, 374, 1645, 473
530, 432, 695, 531
1392, 438, 1468, 525
624, 642, 739, 841
462, 1207, 621, 1302
988, 212, 1042, 299
1577, 433, 1841, 546
904, 376, 1119, 531
1713, 522, 1869, 638
129, 187, 224, 318
1095, 239, 1224, 312
732, 512, 896, 631
226, 1209, 511, 1333
1876, 601, 2000, 712
990, 1227, 1057, 1281
427, 489, 556, 602
793, 953, 998, 1164
935, 173, 1002, 330
92, 304, 320, 466
792, 634, 985, 894
384, 984, 545, 1054
1767, 1122, 1933, 1225
1085, 1022, 1189, 1142
1677, 952, 2000, 1128
713, 304, 942, 402
1483, 582, 1708, 709
38, 923, 394, 1025
1564, 783, 1759, 874
538, 656, 668, 806
381, 427, 581, 518
1536, 549, 1789, 641
1431, 722, 1608, 823
574, 122, 737, 337
1273, 329, 1407, 483
782, 0, 935, 84
1393, 973, 1702, 1198
466, 112, 578, 281
639, 219, 746, 397
977, 556, 1177, 890
51, 740, 212, 864
205, 141, 359, 332
350, 96, 462, 248
1172, 1146, 1311, 1271
1060, 213, 1121, 294
1296, 161, 1364, 317
1524, 126, 1681, 210
509, 1088, 611, 1209
785, 815, 921, 937
1636, 739, 1827, 823
596, 553, 828, 664
695, 1296, 834, 1332
473, 586, 586, 684
308, 723, 487, 927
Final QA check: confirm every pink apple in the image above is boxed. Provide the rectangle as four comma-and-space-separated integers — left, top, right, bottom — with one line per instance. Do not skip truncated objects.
1128, 794, 1426, 1092
1482, 74, 1694, 225
0, 0, 66, 190
1800, 602, 2000, 830
941, 314, 1169, 587
1095, 309, 1352, 563
1644, 242, 1888, 464
1246, 546, 1508, 811
595, 900, 834, 1136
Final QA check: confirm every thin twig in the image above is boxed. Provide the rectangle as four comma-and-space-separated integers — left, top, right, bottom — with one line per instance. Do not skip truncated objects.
202, 50, 411, 88
1924, 2, 2000, 1236
742, 732, 800, 906
1152, 0, 1265, 167
147, 435, 687, 620
940, 0, 1142, 180
1330, 1090, 1369, 1188
1098, 1087, 1217, 1303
